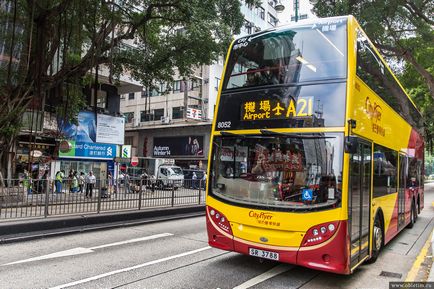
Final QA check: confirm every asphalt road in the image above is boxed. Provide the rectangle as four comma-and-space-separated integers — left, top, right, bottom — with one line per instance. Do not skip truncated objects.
1, 185, 433, 289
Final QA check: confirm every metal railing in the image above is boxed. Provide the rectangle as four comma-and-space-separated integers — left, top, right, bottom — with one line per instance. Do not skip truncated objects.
0, 178, 206, 220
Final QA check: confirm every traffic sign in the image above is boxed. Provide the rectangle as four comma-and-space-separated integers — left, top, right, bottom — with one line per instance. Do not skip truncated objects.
131, 156, 139, 166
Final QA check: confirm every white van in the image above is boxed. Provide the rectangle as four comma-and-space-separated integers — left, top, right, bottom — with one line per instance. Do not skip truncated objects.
156, 164, 184, 189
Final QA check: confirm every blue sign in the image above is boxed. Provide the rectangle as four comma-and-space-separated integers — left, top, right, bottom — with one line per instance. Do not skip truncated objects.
302, 189, 313, 201
75, 142, 116, 159
59, 141, 117, 160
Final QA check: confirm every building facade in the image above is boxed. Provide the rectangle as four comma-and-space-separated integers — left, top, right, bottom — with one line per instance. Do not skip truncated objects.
121, 1, 281, 171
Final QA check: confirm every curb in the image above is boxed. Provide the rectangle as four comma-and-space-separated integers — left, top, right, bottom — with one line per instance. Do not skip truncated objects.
429, 232, 434, 281
0, 205, 205, 244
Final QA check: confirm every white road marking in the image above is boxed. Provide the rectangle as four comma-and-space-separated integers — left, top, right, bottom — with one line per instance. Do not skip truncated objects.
89, 233, 173, 250
232, 264, 294, 289
3, 248, 94, 266
2, 233, 173, 266
49, 246, 212, 289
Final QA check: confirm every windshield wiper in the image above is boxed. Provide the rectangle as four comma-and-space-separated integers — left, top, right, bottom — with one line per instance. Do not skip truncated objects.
260, 129, 336, 139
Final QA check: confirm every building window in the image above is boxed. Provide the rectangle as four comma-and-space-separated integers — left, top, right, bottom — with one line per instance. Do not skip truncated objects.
96, 90, 107, 109
172, 107, 183, 119
191, 79, 200, 90
124, 112, 134, 123
258, 6, 265, 20
215, 77, 220, 90
268, 13, 278, 26
154, 108, 164, 121
173, 80, 181, 92
141, 90, 147, 98
125, 136, 133, 145
140, 111, 153, 122
128, 92, 135, 100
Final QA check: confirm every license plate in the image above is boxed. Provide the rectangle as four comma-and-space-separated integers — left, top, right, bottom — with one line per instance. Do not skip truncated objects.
249, 248, 279, 261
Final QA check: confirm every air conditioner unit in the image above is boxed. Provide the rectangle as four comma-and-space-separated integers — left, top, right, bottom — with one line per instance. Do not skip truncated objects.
161, 116, 170, 124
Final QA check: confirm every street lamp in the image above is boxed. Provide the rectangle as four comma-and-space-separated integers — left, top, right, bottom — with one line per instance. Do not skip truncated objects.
274, 0, 285, 13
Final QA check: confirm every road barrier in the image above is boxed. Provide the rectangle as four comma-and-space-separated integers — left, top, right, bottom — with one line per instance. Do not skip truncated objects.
0, 178, 206, 220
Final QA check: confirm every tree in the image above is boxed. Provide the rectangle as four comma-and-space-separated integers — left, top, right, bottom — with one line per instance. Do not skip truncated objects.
0, 0, 258, 178
312, 0, 434, 147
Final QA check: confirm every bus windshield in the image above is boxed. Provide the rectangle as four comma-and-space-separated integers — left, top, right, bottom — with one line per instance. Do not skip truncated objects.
210, 133, 343, 211
223, 19, 347, 90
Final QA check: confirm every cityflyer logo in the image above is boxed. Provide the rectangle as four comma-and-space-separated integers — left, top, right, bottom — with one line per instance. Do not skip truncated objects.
249, 211, 273, 220
365, 96, 382, 122
365, 96, 385, 136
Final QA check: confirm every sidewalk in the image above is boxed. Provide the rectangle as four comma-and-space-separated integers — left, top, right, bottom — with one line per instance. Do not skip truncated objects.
0, 205, 205, 244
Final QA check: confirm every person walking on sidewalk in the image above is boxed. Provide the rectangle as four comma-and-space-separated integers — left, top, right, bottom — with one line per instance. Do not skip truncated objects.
23, 170, 32, 195
124, 172, 131, 194
55, 170, 65, 194
192, 172, 198, 189
78, 172, 85, 193
85, 171, 96, 198
71, 172, 79, 193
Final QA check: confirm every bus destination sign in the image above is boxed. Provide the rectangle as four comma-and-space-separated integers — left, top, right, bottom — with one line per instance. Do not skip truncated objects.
241, 97, 313, 121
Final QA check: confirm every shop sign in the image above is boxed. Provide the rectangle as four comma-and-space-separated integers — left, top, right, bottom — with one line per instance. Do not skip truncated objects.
59, 141, 117, 160
187, 108, 202, 120
121, 145, 132, 158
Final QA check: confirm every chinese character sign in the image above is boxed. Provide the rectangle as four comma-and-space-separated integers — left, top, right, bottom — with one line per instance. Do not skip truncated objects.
241, 97, 313, 121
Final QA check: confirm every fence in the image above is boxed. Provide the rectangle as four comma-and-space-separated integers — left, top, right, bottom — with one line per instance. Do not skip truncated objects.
0, 178, 206, 220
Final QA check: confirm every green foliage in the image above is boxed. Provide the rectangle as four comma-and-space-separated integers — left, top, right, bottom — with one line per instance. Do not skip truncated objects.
0, 0, 248, 160
312, 0, 434, 150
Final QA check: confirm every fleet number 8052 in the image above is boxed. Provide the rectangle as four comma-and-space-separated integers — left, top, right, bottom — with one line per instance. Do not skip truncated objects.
217, 121, 231, 129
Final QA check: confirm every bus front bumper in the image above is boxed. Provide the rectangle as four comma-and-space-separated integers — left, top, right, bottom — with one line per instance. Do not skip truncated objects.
207, 219, 350, 274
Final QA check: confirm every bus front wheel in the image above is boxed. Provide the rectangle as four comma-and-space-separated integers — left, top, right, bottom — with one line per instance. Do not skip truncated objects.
367, 218, 383, 264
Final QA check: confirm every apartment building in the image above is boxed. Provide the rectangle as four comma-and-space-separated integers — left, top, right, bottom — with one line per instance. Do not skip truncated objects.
121, 0, 281, 170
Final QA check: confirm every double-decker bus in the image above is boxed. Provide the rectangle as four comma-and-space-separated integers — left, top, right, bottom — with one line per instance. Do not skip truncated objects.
205, 15, 424, 274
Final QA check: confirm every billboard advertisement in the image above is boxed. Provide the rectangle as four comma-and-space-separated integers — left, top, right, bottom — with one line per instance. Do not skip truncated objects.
96, 114, 125, 145
153, 136, 204, 157
62, 111, 124, 145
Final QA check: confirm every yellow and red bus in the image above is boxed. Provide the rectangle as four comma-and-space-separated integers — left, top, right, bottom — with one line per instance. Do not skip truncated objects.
205, 15, 424, 274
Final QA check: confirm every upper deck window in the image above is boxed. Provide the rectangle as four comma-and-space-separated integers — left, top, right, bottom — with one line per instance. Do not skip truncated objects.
223, 19, 347, 90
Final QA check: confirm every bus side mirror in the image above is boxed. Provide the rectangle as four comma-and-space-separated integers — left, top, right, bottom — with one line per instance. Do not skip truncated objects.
345, 136, 359, 154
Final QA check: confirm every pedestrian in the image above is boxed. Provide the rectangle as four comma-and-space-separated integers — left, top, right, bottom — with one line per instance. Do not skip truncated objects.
124, 173, 131, 193
192, 172, 198, 189
107, 171, 113, 193
23, 170, 32, 195
41, 170, 49, 194
71, 172, 79, 193
201, 172, 207, 189
55, 170, 65, 193
85, 171, 96, 198
68, 170, 74, 193
78, 172, 85, 193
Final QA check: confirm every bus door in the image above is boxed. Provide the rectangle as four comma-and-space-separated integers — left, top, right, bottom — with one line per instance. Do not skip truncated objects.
398, 155, 407, 229
349, 140, 371, 268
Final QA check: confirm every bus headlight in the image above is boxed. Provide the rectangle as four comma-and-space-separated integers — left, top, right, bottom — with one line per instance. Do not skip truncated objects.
328, 224, 336, 231
301, 221, 340, 247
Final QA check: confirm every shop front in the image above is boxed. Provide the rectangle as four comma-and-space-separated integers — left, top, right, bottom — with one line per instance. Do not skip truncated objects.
14, 137, 56, 179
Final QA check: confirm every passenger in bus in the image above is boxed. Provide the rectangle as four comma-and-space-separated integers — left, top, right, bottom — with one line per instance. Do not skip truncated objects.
261, 65, 279, 85
245, 68, 262, 86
